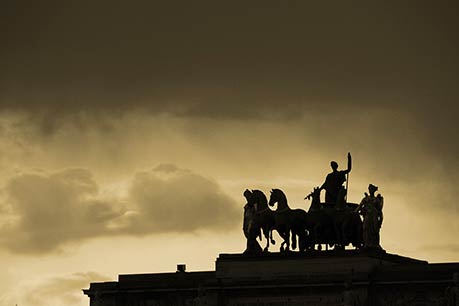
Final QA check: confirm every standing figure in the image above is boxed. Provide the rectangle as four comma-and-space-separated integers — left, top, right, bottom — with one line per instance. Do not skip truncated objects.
243, 189, 262, 254
355, 184, 384, 249
320, 152, 352, 205
243, 189, 255, 239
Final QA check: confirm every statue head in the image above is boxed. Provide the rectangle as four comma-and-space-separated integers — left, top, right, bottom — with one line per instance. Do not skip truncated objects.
330, 161, 338, 171
268, 189, 283, 207
368, 184, 378, 194
243, 189, 252, 202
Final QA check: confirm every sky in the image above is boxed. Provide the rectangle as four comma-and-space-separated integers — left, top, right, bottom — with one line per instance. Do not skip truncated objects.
1, 1, 458, 305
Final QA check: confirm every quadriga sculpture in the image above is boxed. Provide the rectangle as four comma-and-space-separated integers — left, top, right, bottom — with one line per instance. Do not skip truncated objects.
243, 187, 363, 253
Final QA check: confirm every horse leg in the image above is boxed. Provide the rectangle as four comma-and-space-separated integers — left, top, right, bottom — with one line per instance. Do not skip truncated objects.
291, 230, 297, 250
280, 237, 286, 252
298, 230, 308, 252
278, 229, 289, 252
263, 227, 270, 252
285, 230, 291, 252
277, 229, 286, 252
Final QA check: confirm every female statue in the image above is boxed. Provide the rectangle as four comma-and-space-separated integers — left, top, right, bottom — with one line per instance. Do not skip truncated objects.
355, 184, 384, 249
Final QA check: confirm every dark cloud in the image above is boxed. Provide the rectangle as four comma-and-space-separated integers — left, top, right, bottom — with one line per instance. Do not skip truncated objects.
1, 1, 457, 173
1, 1, 458, 162
1, 1, 458, 116
0, 165, 239, 254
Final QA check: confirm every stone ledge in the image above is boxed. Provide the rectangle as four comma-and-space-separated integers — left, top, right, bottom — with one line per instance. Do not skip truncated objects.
216, 250, 428, 279
218, 249, 427, 264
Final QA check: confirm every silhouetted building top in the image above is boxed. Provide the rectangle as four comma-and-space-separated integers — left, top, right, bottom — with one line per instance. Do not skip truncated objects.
84, 250, 459, 306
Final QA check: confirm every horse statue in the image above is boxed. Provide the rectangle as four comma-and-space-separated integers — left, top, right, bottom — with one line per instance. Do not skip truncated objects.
305, 186, 363, 250
304, 187, 337, 250
249, 189, 276, 252
268, 188, 309, 252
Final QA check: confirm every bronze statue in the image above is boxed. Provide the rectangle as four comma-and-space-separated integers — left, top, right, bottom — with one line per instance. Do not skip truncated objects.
243, 189, 254, 239
320, 152, 352, 205
243, 189, 277, 254
243, 190, 263, 254
355, 184, 384, 249
249, 189, 276, 252
268, 189, 309, 252
239, 155, 386, 254
304, 187, 336, 250
305, 186, 362, 251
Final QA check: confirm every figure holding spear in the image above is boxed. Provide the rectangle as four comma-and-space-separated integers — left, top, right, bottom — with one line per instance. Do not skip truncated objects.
345, 153, 351, 202
320, 152, 352, 206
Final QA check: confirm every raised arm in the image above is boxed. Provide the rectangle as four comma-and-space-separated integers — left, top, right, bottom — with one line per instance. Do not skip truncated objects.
346, 152, 352, 173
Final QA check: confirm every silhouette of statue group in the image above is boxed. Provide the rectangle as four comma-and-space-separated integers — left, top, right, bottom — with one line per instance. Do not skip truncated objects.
243, 153, 384, 254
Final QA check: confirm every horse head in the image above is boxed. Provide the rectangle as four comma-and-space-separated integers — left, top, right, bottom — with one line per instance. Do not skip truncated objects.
306, 186, 321, 212
251, 189, 269, 211
268, 189, 277, 207
268, 188, 288, 209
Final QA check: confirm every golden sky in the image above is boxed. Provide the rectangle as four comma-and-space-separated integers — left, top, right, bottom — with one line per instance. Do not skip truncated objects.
1, 1, 458, 305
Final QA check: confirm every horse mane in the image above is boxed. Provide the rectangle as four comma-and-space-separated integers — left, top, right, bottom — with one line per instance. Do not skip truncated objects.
272, 188, 286, 197
251, 189, 268, 207
272, 188, 288, 205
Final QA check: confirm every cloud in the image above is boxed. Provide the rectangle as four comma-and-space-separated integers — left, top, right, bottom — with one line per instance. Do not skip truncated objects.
0, 168, 123, 253
1, 2, 458, 118
112, 164, 240, 234
0, 165, 240, 254
0, 1, 457, 258
0, 272, 107, 306
1, 0, 458, 210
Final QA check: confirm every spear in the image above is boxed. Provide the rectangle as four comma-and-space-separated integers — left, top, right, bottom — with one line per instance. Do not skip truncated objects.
345, 172, 350, 203
345, 152, 351, 203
